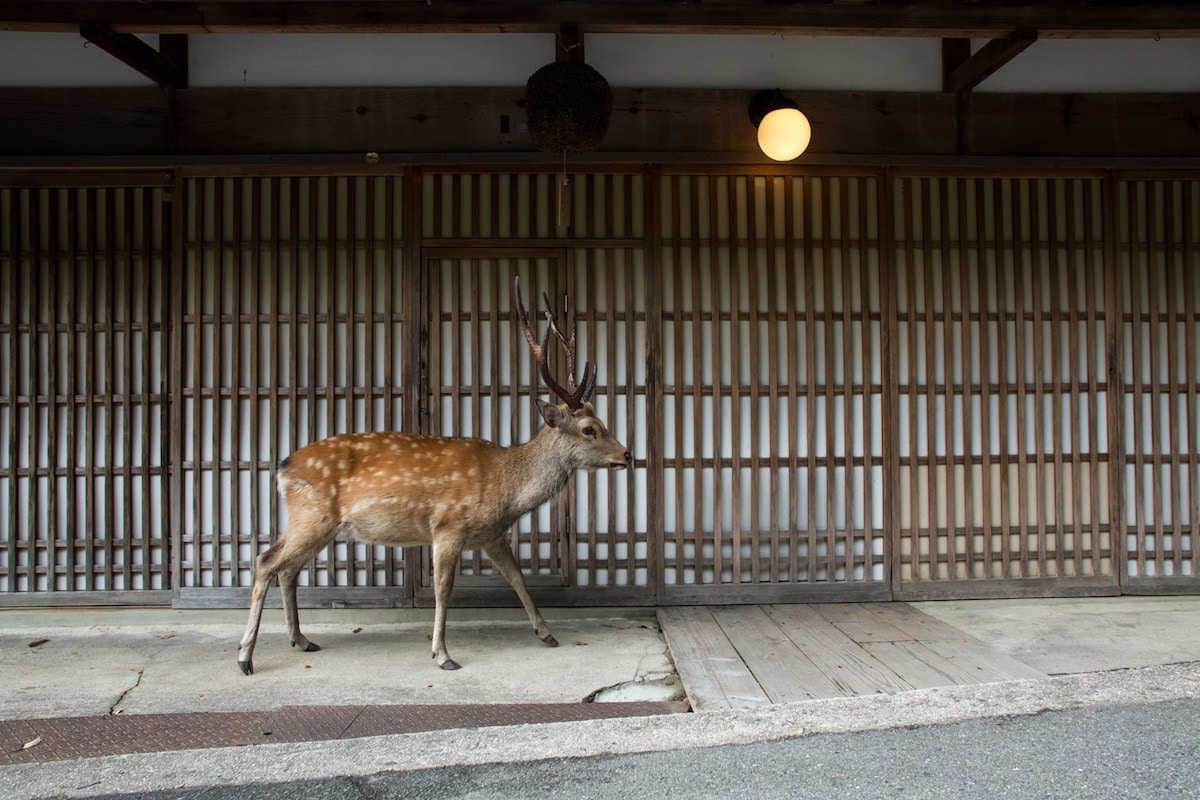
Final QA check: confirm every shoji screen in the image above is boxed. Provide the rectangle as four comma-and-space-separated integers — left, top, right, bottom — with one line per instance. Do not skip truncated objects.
658, 171, 887, 602
892, 175, 1115, 597
420, 171, 649, 603
176, 174, 407, 604
1118, 178, 1200, 589
1, 177, 170, 601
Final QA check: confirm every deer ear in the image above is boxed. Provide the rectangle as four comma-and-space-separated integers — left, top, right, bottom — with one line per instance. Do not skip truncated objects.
536, 398, 566, 428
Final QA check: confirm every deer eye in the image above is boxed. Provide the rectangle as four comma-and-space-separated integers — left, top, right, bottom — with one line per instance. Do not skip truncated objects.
582, 426, 597, 437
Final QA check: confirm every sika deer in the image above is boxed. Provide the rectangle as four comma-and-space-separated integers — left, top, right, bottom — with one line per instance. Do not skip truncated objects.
237, 279, 630, 674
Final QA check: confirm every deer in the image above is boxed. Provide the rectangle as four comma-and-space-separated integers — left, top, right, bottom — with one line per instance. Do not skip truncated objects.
237, 278, 630, 674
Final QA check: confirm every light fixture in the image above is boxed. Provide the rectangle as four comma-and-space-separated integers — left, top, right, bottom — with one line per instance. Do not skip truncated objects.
525, 53, 613, 227
748, 89, 812, 162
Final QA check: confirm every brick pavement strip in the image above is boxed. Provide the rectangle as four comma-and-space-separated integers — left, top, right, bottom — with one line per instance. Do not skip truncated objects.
0, 702, 689, 765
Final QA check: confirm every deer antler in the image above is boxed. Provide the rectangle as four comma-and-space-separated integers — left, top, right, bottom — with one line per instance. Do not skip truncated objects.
515, 276, 597, 410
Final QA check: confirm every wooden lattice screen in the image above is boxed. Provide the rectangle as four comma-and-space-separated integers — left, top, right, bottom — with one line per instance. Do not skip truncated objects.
1119, 178, 1200, 589
658, 171, 887, 602
175, 173, 407, 605
1, 176, 171, 601
891, 175, 1116, 598
2, 167, 1197, 607
420, 171, 649, 605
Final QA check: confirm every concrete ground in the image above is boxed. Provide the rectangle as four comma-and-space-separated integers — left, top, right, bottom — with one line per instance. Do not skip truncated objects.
911, 595, 1200, 674
1, 596, 1198, 800
0, 607, 676, 719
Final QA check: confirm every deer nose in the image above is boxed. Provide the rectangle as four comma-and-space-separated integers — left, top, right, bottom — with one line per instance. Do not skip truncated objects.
624, 451, 633, 467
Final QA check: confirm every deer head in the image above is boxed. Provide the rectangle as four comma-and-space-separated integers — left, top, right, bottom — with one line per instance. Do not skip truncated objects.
516, 277, 630, 472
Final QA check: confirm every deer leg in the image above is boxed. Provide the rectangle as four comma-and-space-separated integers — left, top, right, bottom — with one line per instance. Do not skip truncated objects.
484, 538, 557, 647
237, 552, 277, 675
430, 538, 464, 670
238, 508, 331, 675
280, 567, 320, 653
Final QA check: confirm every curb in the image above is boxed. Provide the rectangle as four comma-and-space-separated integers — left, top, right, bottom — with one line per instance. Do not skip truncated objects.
5, 661, 1198, 800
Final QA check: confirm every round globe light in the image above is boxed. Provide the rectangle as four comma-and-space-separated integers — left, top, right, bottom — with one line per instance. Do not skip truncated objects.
756, 107, 812, 161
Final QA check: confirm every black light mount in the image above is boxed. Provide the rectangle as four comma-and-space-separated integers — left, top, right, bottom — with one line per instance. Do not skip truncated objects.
748, 89, 800, 128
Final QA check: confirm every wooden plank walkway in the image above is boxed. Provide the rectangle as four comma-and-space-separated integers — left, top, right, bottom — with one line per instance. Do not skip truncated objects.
659, 604, 1048, 712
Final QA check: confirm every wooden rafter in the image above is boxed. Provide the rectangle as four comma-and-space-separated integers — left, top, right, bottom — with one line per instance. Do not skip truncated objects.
944, 29, 1039, 94
4, 2, 1200, 38
941, 38, 972, 91
80, 24, 188, 88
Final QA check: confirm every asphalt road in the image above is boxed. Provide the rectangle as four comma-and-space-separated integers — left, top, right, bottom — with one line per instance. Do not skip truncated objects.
82, 698, 1200, 800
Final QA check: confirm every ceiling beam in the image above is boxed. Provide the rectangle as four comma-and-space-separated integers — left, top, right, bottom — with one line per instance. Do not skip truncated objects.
558, 23, 584, 64
5, 2, 1200, 37
80, 24, 188, 88
941, 39, 972, 91
3, 86, 1198, 161
944, 29, 1039, 94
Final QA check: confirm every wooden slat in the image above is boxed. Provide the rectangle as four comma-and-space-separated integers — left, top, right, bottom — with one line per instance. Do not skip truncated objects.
4, 190, 19, 592
918, 636, 1047, 682
1119, 178, 1200, 584
1184, 183, 1200, 578
853, 601, 975, 642
708, 605, 843, 702
860, 640, 977, 688
763, 604, 914, 695
0, 183, 168, 595
895, 175, 1117, 593
657, 606, 771, 712
5, 165, 1199, 607
810, 602, 913, 644
660, 603, 1049, 711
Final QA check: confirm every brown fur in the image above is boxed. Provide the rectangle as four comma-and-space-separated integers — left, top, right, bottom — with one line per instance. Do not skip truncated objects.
237, 400, 630, 673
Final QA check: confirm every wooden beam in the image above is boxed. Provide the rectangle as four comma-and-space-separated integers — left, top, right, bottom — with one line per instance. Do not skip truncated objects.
1, 87, 1198, 161
79, 24, 187, 88
941, 38, 972, 91
941, 37, 972, 153
944, 29, 1039, 94
558, 23, 584, 64
159, 34, 190, 85
4, 2, 1199, 37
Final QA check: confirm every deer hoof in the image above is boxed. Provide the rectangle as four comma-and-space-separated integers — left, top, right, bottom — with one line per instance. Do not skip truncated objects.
540, 634, 560, 647
303, 642, 321, 652
439, 658, 462, 671
238, 659, 254, 676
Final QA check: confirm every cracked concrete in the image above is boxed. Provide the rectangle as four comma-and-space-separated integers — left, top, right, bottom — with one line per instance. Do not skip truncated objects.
0, 608, 671, 719
588, 627, 682, 702
109, 669, 145, 715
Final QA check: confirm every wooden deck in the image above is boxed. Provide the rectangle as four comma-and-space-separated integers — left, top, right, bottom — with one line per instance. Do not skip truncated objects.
658, 603, 1048, 712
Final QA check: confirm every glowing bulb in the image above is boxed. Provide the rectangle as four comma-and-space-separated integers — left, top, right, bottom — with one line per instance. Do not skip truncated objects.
756, 107, 811, 161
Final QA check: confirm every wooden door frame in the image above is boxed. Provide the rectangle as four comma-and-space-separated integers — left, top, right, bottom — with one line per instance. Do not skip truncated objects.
411, 245, 580, 608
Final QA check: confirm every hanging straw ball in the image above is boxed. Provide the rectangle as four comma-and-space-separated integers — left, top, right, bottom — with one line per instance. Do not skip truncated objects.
525, 61, 614, 154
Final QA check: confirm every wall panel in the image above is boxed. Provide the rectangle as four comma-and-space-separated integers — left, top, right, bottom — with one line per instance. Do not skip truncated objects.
0, 179, 170, 601
176, 174, 408, 605
4, 165, 1199, 607
658, 171, 887, 601
892, 176, 1115, 597
419, 170, 649, 603
1119, 178, 1200, 588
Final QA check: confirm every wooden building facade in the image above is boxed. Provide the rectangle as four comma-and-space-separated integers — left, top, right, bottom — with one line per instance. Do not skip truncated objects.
2, 164, 1197, 607
2, 1, 1198, 608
